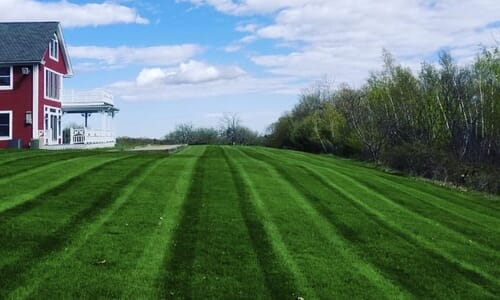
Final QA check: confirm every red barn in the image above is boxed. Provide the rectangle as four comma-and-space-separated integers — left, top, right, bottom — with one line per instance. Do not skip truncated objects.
0, 22, 73, 148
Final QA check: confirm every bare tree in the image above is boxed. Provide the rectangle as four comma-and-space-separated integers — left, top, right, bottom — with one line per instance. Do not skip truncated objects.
219, 112, 241, 145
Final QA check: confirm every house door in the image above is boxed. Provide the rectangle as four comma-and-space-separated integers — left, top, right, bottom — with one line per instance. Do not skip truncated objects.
44, 106, 62, 145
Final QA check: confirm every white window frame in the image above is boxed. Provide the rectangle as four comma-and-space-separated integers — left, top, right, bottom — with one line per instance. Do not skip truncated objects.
0, 66, 13, 90
0, 110, 13, 141
49, 34, 59, 62
44, 67, 62, 101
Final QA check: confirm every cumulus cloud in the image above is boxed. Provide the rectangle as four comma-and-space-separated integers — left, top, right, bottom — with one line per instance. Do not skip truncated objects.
136, 60, 246, 86
183, 0, 500, 84
0, 0, 148, 27
69, 45, 202, 69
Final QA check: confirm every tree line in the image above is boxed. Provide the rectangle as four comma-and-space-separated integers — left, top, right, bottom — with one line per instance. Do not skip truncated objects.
265, 48, 500, 194
164, 113, 262, 146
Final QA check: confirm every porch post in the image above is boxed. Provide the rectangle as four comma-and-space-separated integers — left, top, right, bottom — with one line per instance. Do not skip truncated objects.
84, 113, 88, 128
70, 128, 74, 145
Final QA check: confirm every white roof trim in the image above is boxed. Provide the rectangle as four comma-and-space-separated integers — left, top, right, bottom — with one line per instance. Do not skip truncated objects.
56, 23, 73, 78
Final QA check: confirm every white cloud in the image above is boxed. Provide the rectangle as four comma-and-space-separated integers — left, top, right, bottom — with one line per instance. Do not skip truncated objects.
136, 68, 168, 86
109, 74, 300, 102
136, 60, 246, 86
236, 24, 259, 33
0, 0, 148, 27
69, 45, 202, 68
178, 0, 312, 15
183, 0, 500, 84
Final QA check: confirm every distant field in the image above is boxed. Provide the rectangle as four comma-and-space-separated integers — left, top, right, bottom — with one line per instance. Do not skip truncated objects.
0, 146, 498, 299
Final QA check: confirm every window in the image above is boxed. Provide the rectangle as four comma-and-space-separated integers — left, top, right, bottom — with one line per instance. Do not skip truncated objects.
49, 34, 59, 61
0, 111, 12, 140
0, 67, 13, 90
45, 69, 61, 100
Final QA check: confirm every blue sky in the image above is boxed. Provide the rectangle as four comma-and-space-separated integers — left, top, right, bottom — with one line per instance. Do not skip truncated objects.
1, 0, 499, 138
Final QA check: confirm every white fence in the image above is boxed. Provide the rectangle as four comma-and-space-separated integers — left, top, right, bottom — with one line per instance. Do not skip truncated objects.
70, 128, 116, 145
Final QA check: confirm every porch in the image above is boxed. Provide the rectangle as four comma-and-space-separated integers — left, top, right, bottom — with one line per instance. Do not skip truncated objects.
39, 89, 119, 150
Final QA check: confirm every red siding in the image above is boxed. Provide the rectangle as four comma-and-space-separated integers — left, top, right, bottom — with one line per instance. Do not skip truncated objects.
0, 42, 69, 148
0, 66, 34, 148
39, 47, 66, 132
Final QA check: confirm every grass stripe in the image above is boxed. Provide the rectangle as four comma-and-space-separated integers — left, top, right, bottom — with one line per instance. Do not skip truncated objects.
123, 147, 203, 298
321, 155, 500, 223
0, 151, 97, 181
160, 146, 209, 299
304, 164, 500, 294
254, 148, 500, 252
0, 155, 156, 296
239, 147, 411, 299
345, 174, 500, 249
223, 147, 296, 299
160, 146, 272, 299
10, 153, 172, 299
0, 151, 64, 166
0, 154, 129, 214
224, 147, 316, 299
268, 148, 500, 286
274, 147, 500, 215
247, 149, 491, 297
177, 146, 270, 298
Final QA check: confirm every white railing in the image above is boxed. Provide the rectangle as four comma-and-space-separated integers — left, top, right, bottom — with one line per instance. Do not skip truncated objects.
62, 89, 114, 105
70, 128, 116, 145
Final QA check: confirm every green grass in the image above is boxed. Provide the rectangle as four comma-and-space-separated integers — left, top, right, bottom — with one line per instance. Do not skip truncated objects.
0, 146, 498, 299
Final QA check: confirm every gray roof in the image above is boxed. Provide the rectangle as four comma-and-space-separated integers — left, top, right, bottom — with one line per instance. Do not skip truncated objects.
0, 22, 60, 64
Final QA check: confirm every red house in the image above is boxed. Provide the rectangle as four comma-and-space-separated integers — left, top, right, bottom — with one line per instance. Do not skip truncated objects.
0, 22, 73, 148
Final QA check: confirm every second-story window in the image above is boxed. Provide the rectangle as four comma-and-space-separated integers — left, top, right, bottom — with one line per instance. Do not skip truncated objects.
49, 34, 59, 61
0, 66, 13, 90
45, 69, 61, 100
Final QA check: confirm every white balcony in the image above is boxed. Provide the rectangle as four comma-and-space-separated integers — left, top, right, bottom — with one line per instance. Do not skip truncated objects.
62, 89, 114, 105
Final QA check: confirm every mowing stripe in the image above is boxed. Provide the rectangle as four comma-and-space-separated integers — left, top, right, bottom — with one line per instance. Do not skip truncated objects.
253, 148, 500, 256
160, 146, 269, 299
0, 151, 98, 181
0, 151, 64, 167
223, 148, 299, 299
275, 148, 500, 215
0, 154, 132, 214
318, 165, 500, 271
242, 148, 496, 297
363, 175, 500, 229
302, 164, 500, 293
10, 154, 173, 299
345, 174, 500, 249
0, 155, 156, 295
254, 146, 500, 250
177, 146, 271, 298
160, 146, 209, 299
224, 147, 317, 299
238, 148, 411, 298
319, 156, 500, 227
122, 147, 203, 298
0, 153, 99, 184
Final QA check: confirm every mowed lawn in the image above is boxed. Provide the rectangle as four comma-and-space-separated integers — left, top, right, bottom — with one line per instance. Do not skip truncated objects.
0, 146, 499, 299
